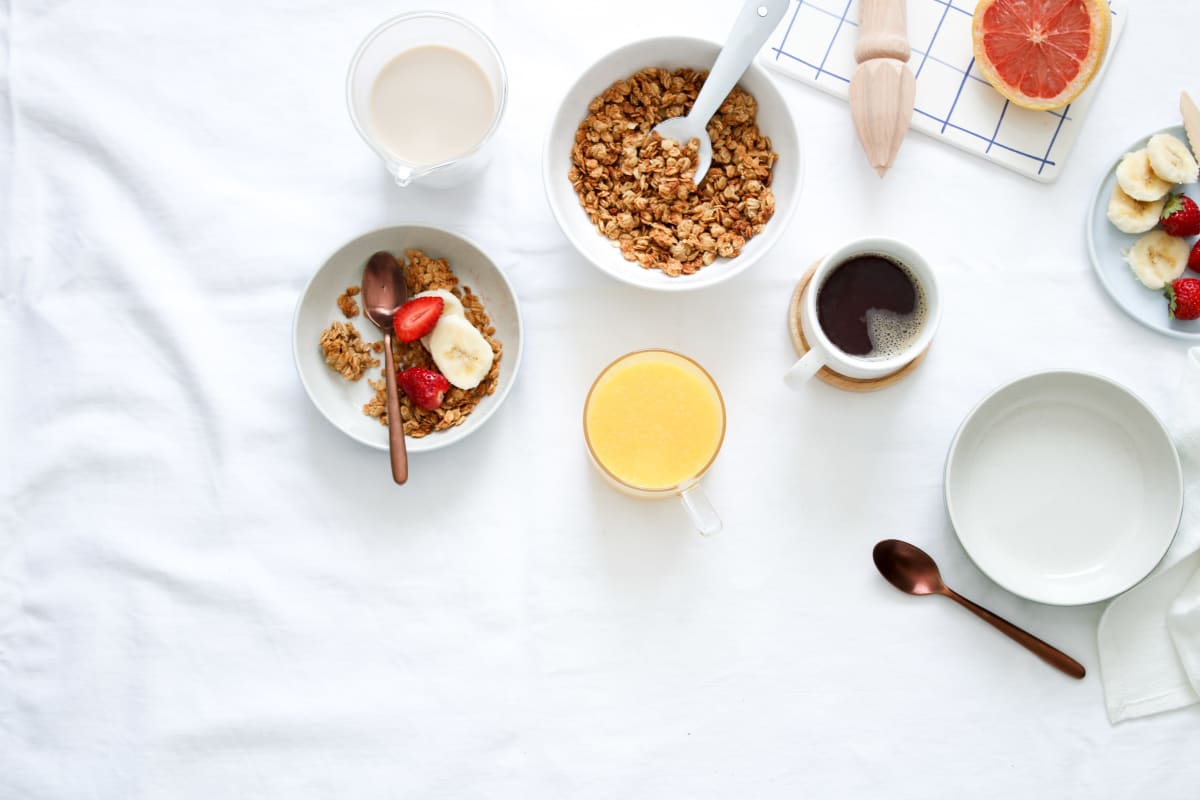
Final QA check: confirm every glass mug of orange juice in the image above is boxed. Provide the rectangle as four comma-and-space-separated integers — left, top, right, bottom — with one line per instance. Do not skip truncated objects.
583, 350, 726, 536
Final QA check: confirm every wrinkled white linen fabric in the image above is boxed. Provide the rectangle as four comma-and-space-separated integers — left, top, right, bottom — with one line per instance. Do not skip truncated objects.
1099, 348, 1200, 722
3, 0, 1200, 797
1098, 552, 1200, 721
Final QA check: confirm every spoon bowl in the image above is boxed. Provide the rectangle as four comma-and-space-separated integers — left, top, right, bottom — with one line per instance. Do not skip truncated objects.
651, 116, 714, 183
361, 250, 410, 484
872, 539, 946, 596
362, 251, 409, 331
872, 539, 1086, 679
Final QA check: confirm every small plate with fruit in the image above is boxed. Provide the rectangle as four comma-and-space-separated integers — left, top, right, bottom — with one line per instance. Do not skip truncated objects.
293, 225, 522, 453
1088, 121, 1200, 338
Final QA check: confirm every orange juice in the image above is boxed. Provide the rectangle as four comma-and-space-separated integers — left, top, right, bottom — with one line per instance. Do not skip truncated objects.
584, 351, 725, 492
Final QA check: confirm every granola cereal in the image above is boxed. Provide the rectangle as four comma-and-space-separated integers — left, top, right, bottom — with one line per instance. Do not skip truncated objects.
336, 286, 360, 318
319, 321, 380, 380
320, 250, 501, 439
568, 67, 777, 277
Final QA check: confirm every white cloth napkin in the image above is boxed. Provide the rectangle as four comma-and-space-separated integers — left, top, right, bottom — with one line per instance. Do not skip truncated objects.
1099, 347, 1200, 722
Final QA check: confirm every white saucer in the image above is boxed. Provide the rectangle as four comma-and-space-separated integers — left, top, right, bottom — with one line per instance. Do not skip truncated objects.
292, 225, 523, 453
1087, 124, 1200, 339
945, 371, 1181, 605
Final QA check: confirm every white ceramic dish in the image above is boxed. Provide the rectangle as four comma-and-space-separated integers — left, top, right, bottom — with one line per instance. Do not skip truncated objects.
945, 371, 1181, 606
292, 225, 522, 452
542, 36, 802, 292
1087, 124, 1200, 339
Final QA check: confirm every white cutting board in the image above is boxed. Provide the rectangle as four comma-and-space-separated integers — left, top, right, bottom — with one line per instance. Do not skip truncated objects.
761, 0, 1125, 182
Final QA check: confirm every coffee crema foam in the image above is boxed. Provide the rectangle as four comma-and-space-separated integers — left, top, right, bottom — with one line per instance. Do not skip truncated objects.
863, 269, 927, 360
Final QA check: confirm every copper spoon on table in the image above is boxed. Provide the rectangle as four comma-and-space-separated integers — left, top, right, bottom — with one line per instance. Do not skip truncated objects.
362, 251, 409, 485
872, 539, 1086, 679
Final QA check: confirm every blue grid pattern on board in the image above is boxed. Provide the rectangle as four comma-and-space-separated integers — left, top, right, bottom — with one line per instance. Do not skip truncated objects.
767, 0, 1106, 176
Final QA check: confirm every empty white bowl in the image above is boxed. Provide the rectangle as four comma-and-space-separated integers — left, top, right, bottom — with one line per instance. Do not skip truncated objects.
543, 36, 802, 292
945, 371, 1182, 605
293, 225, 522, 453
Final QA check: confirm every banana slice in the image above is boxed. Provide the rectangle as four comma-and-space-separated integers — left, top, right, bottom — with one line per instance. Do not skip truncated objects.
1124, 230, 1190, 290
1116, 149, 1173, 202
411, 289, 465, 318
1106, 184, 1166, 234
426, 315, 494, 390
1147, 133, 1199, 184
412, 289, 466, 348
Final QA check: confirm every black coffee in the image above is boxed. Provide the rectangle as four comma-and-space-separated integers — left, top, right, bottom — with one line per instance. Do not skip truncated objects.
815, 254, 926, 358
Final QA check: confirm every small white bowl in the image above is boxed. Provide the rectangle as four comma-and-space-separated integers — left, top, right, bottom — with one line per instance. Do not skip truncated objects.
543, 36, 802, 292
945, 371, 1181, 606
292, 225, 522, 452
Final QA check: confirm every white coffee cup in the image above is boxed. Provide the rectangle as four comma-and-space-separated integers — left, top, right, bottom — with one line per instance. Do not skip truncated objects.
783, 237, 941, 388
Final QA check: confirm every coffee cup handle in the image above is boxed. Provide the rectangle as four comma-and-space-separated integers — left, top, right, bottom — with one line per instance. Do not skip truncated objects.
783, 348, 827, 389
680, 483, 722, 536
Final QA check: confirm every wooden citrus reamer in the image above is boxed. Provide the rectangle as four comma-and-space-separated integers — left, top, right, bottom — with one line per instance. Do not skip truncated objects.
849, 0, 915, 176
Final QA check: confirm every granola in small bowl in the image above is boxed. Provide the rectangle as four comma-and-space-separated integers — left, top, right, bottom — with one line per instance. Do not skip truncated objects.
293, 226, 522, 453
343, 249, 502, 439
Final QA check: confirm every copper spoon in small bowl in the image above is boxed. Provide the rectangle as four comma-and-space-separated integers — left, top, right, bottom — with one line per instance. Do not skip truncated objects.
362, 251, 409, 485
872, 539, 1085, 679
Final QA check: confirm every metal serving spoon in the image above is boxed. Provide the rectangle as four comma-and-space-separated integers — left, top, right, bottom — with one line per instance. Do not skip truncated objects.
652, 0, 789, 182
362, 251, 409, 485
872, 539, 1086, 679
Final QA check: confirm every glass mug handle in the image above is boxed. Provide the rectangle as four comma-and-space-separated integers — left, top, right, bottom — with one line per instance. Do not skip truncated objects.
783, 347, 827, 389
679, 483, 722, 536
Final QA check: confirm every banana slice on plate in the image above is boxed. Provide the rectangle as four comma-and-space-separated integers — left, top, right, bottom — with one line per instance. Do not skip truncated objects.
1116, 149, 1174, 202
1107, 184, 1165, 234
1147, 133, 1199, 184
1124, 230, 1190, 290
412, 289, 466, 348
427, 315, 494, 390
411, 289, 465, 318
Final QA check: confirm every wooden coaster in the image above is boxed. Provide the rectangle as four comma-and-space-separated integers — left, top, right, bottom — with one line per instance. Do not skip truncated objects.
787, 259, 930, 393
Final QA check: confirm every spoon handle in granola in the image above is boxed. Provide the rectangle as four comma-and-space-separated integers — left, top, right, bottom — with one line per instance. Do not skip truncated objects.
690, 0, 791, 125
382, 333, 409, 485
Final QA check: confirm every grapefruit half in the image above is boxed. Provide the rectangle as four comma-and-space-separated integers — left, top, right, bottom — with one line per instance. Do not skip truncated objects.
972, 0, 1111, 111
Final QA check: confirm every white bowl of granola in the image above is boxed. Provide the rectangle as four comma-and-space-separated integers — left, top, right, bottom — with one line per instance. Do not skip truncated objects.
543, 36, 801, 291
293, 225, 522, 453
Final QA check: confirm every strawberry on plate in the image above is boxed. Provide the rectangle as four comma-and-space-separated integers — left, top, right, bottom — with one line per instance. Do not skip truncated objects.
1161, 194, 1200, 237
1189, 240, 1200, 274
397, 367, 450, 410
393, 296, 444, 342
1166, 277, 1200, 320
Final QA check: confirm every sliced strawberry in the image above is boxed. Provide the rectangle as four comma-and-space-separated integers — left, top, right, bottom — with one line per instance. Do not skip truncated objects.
397, 367, 450, 410
393, 296, 444, 342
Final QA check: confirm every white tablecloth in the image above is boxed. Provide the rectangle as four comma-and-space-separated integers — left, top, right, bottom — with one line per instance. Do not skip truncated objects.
3, 0, 1200, 796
